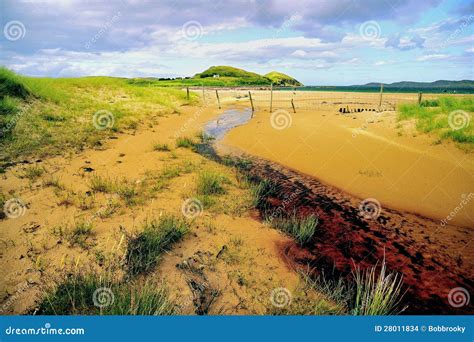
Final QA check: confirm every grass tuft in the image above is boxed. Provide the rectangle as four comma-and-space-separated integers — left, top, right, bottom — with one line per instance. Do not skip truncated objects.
352, 261, 405, 315
153, 143, 171, 152
22, 165, 45, 181
52, 221, 94, 248
266, 213, 318, 245
175, 136, 196, 149
196, 170, 229, 195
36, 273, 176, 315
125, 215, 189, 275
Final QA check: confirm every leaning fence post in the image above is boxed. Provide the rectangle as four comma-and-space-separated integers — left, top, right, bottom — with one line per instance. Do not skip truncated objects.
186, 87, 190, 101
418, 92, 423, 106
215, 89, 221, 109
378, 83, 384, 111
249, 91, 255, 117
270, 83, 273, 112
291, 98, 296, 113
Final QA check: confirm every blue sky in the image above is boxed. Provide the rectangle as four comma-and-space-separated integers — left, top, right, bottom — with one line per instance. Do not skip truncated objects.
0, 0, 473, 85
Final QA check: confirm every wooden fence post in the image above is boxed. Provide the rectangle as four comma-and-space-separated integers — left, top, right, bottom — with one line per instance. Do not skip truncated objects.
291, 99, 296, 113
215, 89, 221, 109
270, 83, 273, 112
418, 92, 423, 106
186, 87, 190, 101
378, 83, 384, 111
249, 91, 255, 117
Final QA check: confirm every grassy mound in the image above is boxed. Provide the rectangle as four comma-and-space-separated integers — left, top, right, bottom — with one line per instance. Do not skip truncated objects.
398, 96, 473, 146
0, 67, 31, 99
0, 68, 196, 165
265, 71, 303, 86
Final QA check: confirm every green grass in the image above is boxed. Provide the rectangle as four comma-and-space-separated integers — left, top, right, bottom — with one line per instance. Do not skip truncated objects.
352, 261, 405, 315
22, 165, 45, 181
153, 143, 171, 152
250, 178, 279, 211
0, 67, 31, 99
278, 260, 405, 316
0, 68, 194, 165
36, 273, 176, 315
266, 213, 318, 245
398, 96, 473, 146
175, 136, 196, 149
52, 221, 94, 248
196, 170, 229, 195
125, 215, 189, 275
89, 175, 140, 206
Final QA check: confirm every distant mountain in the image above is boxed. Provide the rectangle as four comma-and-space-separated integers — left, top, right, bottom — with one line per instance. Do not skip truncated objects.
356, 80, 474, 90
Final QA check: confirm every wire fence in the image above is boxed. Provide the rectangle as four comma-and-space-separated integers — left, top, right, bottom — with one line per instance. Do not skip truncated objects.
195, 87, 433, 113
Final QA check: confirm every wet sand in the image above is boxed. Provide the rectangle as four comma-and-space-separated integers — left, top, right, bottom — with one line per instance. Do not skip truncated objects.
219, 93, 474, 228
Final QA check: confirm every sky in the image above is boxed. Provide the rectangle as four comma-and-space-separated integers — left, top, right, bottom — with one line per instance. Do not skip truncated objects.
0, 0, 473, 85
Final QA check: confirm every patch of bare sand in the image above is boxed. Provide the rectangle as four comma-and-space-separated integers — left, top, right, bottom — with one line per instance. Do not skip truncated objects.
0, 103, 298, 314
221, 103, 474, 228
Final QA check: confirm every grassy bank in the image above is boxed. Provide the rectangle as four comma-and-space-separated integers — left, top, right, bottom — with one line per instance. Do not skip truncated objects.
398, 96, 473, 147
0, 67, 198, 166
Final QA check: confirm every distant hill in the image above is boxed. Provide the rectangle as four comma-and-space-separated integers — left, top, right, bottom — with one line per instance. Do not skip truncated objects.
265, 71, 303, 86
355, 80, 474, 91
128, 66, 303, 87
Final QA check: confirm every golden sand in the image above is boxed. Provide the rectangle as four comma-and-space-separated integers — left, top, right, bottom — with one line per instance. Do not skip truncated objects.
218, 91, 474, 228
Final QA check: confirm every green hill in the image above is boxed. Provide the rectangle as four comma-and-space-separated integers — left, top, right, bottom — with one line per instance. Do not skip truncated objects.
265, 71, 303, 86
129, 66, 302, 87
